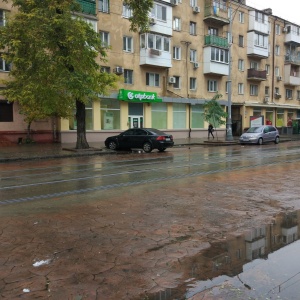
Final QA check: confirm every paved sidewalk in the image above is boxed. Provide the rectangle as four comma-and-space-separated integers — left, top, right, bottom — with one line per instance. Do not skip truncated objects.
0, 135, 297, 163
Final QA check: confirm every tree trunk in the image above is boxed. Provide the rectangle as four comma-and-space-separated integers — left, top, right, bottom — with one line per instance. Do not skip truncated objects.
75, 99, 89, 149
27, 121, 32, 140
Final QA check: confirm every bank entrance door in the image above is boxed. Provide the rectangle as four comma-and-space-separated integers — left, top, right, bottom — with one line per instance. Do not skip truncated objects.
128, 102, 144, 128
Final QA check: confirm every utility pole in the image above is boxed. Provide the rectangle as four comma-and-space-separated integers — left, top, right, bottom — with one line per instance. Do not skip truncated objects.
226, 0, 234, 141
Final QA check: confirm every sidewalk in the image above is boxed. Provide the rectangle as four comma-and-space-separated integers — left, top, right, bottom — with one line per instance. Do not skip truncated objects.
0, 135, 297, 163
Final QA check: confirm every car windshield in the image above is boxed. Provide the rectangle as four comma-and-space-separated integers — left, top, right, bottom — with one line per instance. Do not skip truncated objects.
246, 127, 263, 133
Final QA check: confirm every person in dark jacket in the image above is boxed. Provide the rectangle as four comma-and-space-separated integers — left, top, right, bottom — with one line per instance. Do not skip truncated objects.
208, 123, 214, 139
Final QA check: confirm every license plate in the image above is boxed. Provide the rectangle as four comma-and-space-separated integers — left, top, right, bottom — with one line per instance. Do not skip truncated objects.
166, 138, 171, 141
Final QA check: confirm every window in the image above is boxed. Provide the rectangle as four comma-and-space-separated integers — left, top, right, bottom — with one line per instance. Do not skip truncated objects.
100, 31, 110, 46
297, 90, 300, 99
275, 67, 280, 76
190, 22, 196, 35
207, 80, 217, 92
100, 99, 120, 130
190, 77, 196, 90
151, 3, 167, 21
190, 49, 197, 62
250, 61, 259, 70
0, 55, 11, 71
123, 36, 133, 52
190, 0, 197, 7
275, 87, 280, 95
173, 17, 181, 31
239, 11, 244, 23
250, 84, 258, 96
226, 81, 229, 93
173, 76, 180, 89
173, 46, 181, 60
211, 47, 229, 63
122, 3, 132, 18
286, 89, 293, 99
275, 45, 280, 56
100, 66, 110, 73
276, 109, 284, 127
124, 69, 133, 84
255, 11, 265, 23
140, 33, 170, 52
173, 103, 186, 129
275, 24, 281, 35
254, 33, 267, 48
238, 35, 244, 47
238, 59, 244, 71
146, 72, 159, 87
191, 104, 204, 128
0, 101, 13, 122
238, 83, 244, 94
265, 86, 270, 95
265, 64, 270, 75
208, 27, 218, 36
0, 10, 6, 26
152, 103, 167, 129
99, 0, 109, 13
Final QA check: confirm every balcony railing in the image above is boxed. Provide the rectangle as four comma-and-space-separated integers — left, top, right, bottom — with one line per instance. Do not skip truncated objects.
247, 69, 267, 81
285, 54, 300, 65
205, 35, 229, 48
76, 0, 96, 15
204, 0, 229, 25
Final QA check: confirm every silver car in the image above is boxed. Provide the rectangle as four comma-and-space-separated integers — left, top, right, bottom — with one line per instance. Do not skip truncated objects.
239, 125, 280, 145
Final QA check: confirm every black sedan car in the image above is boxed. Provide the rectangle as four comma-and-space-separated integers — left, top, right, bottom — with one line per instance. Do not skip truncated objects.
104, 128, 174, 153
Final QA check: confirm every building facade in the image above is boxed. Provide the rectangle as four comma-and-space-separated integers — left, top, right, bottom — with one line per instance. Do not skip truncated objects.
1, 0, 300, 143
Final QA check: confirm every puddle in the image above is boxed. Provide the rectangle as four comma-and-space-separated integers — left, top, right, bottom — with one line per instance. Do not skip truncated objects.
146, 210, 300, 300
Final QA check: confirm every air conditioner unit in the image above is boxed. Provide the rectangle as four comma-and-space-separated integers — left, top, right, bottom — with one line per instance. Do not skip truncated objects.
168, 76, 176, 84
149, 48, 162, 56
264, 96, 270, 103
287, 97, 292, 100
275, 93, 281, 98
149, 17, 156, 25
282, 27, 287, 33
193, 62, 200, 69
114, 66, 124, 75
170, 0, 179, 5
277, 76, 282, 81
193, 6, 200, 13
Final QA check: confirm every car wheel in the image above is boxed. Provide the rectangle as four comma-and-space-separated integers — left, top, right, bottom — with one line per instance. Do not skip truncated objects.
108, 141, 117, 150
158, 147, 166, 152
143, 142, 152, 153
258, 138, 263, 145
274, 136, 279, 144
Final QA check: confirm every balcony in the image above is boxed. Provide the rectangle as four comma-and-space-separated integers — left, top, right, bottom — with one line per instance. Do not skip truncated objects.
203, 47, 229, 76
247, 69, 267, 81
248, 10, 269, 35
140, 48, 172, 68
285, 54, 300, 65
285, 25, 300, 45
284, 65, 300, 86
204, 35, 229, 48
76, 0, 96, 15
204, 0, 229, 26
247, 32, 269, 58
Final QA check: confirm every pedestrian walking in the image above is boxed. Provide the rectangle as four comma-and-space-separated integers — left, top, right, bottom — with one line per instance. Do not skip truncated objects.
208, 123, 214, 139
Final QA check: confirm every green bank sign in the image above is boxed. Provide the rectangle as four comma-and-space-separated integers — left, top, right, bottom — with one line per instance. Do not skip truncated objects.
118, 89, 162, 103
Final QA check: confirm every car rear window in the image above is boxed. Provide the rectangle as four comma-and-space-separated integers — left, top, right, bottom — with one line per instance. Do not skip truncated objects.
147, 129, 167, 135
247, 127, 262, 133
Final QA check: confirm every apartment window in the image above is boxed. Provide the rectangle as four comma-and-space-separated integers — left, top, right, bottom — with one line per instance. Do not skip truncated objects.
123, 36, 133, 52
146, 72, 159, 87
265, 64, 270, 75
190, 22, 196, 35
100, 66, 110, 73
226, 81, 229, 93
211, 47, 229, 63
275, 24, 281, 35
190, 0, 197, 7
275, 45, 280, 56
250, 61, 259, 70
250, 84, 258, 96
239, 11, 244, 23
173, 76, 180, 89
124, 69, 133, 84
190, 77, 197, 90
173, 103, 186, 129
99, 0, 109, 13
297, 90, 300, 100
0, 55, 11, 71
254, 33, 267, 48
265, 86, 270, 95
0, 10, 6, 26
238, 59, 244, 71
151, 3, 167, 21
286, 89, 293, 99
173, 17, 181, 31
207, 80, 218, 92
255, 11, 265, 23
208, 27, 218, 36
275, 87, 280, 95
100, 31, 110, 46
238, 35, 244, 47
141, 33, 170, 52
0, 101, 13, 122
190, 49, 197, 62
122, 3, 132, 18
173, 46, 181, 60
238, 83, 244, 94
275, 67, 280, 76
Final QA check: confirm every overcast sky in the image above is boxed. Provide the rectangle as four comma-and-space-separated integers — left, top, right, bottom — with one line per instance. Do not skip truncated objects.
246, 0, 300, 25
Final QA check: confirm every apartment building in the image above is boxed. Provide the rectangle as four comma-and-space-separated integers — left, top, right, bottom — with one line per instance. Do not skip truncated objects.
1, 0, 300, 143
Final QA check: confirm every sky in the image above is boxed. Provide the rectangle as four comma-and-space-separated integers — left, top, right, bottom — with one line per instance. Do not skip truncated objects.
246, 0, 300, 25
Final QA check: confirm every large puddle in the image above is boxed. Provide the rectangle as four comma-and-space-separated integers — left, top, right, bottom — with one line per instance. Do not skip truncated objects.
147, 210, 300, 300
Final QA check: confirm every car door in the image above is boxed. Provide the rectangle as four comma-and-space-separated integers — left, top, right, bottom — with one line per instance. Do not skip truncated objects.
263, 126, 271, 142
131, 129, 148, 148
119, 129, 135, 148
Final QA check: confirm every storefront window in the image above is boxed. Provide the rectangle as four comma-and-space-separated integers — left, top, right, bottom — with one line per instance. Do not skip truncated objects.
287, 111, 294, 126
253, 107, 262, 117
191, 104, 204, 128
276, 109, 284, 127
69, 102, 93, 130
173, 103, 186, 129
152, 102, 167, 129
266, 109, 273, 125
100, 99, 120, 130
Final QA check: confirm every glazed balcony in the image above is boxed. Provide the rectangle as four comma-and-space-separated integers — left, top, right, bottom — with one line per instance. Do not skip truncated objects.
285, 25, 300, 45
247, 69, 267, 81
204, 35, 229, 48
76, 0, 96, 15
285, 54, 300, 65
204, 0, 229, 26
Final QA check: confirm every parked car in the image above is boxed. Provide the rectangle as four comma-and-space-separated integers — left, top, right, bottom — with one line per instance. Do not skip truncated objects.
104, 128, 174, 153
239, 125, 280, 145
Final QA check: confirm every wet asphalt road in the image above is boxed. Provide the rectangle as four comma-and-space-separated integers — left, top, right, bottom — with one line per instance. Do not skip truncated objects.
1, 142, 300, 299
